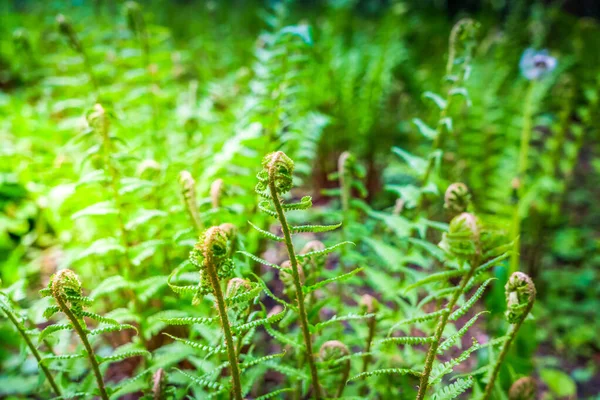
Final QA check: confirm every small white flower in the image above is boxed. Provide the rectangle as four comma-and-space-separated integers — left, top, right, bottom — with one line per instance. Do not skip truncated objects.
519, 48, 557, 80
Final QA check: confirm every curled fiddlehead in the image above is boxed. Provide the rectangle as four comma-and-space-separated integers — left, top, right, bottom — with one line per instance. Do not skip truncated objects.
444, 182, 471, 217
41, 270, 144, 400
246, 151, 352, 399
483, 272, 536, 400
188, 226, 242, 399
319, 340, 350, 398
508, 376, 537, 400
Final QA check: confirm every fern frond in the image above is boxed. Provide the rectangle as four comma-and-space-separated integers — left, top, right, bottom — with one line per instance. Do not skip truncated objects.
348, 368, 421, 381
81, 311, 119, 325
389, 309, 448, 333
99, 349, 150, 365
39, 323, 73, 341
238, 251, 285, 272
232, 307, 286, 334
377, 336, 435, 346
311, 313, 375, 333
87, 324, 137, 336
429, 339, 481, 384
431, 376, 474, 400
264, 323, 304, 349
290, 222, 342, 234
255, 388, 294, 400
225, 283, 262, 306
175, 368, 224, 390
303, 267, 363, 294
163, 333, 226, 354
439, 311, 489, 353
449, 278, 495, 321
248, 221, 284, 242
296, 241, 354, 260
159, 316, 216, 326
404, 269, 467, 293
240, 352, 286, 371
41, 353, 86, 364
281, 195, 312, 211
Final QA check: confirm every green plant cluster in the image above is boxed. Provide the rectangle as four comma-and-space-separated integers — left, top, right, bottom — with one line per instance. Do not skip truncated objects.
1, 1, 598, 399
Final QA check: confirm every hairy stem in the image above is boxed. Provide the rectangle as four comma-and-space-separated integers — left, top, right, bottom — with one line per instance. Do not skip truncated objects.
361, 315, 376, 375
269, 182, 322, 399
483, 300, 533, 399
416, 265, 476, 400
205, 264, 242, 400
509, 82, 535, 274
55, 296, 108, 400
2, 307, 62, 397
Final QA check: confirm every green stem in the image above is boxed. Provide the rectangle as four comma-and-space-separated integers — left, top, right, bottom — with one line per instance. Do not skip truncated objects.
482, 301, 533, 399
509, 82, 535, 274
56, 296, 108, 400
336, 361, 350, 398
416, 264, 477, 400
3, 307, 62, 397
269, 182, 322, 400
361, 315, 376, 375
205, 266, 243, 400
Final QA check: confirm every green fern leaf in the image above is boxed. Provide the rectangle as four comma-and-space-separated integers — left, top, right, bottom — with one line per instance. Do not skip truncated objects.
163, 333, 226, 354
404, 269, 467, 293
240, 352, 286, 371
311, 313, 375, 333
99, 349, 150, 365
175, 368, 223, 390
159, 316, 216, 326
290, 222, 342, 234
255, 388, 294, 400
348, 368, 421, 381
296, 241, 354, 260
87, 324, 137, 336
39, 323, 72, 341
248, 221, 284, 242
281, 196, 312, 211
431, 376, 474, 400
449, 278, 495, 321
377, 336, 434, 346
232, 307, 286, 334
303, 267, 363, 294
439, 311, 488, 353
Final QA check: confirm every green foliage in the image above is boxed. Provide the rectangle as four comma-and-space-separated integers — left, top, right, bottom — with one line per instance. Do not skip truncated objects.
0, 1, 597, 399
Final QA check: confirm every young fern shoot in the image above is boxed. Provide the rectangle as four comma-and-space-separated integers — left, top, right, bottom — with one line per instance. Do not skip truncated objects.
190, 226, 243, 400
483, 272, 536, 400
251, 151, 351, 399
0, 293, 62, 397
40, 269, 145, 400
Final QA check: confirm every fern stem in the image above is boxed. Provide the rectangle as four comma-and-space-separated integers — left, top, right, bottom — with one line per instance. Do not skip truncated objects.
205, 261, 243, 400
55, 296, 109, 400
416, 264, 476, 400
361, 315, 376, 375
269, 182, 323, 400
2, 306, 62, 397
509, 82, 535, 274
481, 324, 518, 400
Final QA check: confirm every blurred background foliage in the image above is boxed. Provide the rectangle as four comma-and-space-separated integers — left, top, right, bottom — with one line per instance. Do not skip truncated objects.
0, 0, 599, 398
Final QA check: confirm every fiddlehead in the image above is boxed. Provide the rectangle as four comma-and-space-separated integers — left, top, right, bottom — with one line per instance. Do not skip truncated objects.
483, 272, 536, 400
41, 270, 145, 400
319, 340, 350, 398
188, 226, 242, 399
444, 182, 471, 217
246, 151, 353, 399
508, 376, 537, 400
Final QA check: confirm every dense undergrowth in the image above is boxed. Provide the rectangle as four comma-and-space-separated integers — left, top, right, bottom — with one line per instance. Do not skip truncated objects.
1, 0, 599, 399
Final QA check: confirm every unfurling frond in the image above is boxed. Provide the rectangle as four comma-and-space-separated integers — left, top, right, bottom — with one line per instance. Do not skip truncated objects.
505, 272, 536, 324
444, 183, 471, 216
348, 368, 421, 381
